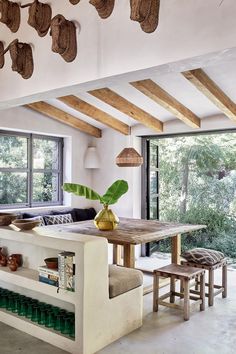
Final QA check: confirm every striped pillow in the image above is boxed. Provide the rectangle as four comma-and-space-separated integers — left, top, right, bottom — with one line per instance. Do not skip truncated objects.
181, 248, 225, 266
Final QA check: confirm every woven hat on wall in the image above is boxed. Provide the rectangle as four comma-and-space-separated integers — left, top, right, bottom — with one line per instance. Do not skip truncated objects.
21, 0, 52, 37
116, 148, 143, 167
69, 0, 80, 4
3, 39, 34, 79
0, 41, 4, 68
0, 0, 21, 33
89, 0, 115, 19
130, 0, 160, 33
50, 14, 77, 62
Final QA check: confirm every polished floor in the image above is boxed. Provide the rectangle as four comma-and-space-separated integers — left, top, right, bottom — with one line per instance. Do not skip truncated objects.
0, 259, 235, 354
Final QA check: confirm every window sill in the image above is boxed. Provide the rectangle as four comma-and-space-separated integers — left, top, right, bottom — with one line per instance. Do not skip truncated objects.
1, 205, 70, 213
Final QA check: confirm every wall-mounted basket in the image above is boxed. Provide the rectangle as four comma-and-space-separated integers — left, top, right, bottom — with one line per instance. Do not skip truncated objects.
0, 0, 21, 33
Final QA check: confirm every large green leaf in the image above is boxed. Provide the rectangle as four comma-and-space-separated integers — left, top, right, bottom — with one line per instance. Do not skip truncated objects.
63, 183, 102, 201
101, 180, 128, 205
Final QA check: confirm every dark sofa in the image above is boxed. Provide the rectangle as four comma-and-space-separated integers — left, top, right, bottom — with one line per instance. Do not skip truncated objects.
21, 207, 96, 224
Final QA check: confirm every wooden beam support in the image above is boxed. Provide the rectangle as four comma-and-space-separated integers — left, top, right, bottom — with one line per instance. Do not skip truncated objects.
89, 88, 163, 132
58, 95, 130, 135
131, 79, 201, 129
182, 68, 236, 123
26, 102, 102, 138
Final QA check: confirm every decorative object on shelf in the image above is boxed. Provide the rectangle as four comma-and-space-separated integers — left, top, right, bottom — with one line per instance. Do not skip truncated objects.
44, 257, 58, 269
130, 0, 160, 33
21, 0, 52, 37
58, 252, 75, 291
1, 39, 34, 79
84, 146, 100, 169
10, 254, 23, 267
0, 0, 21, 33
12, 218, 41, 230
63, 179, 128, 230
0, 212, 17, 226
7, 256, 18, 271
89, 0, 115, 19
50, 14, 77, 62
0, 247, 7, 267
69, 0, 80, 4
0, 41, 4, 68
116, 147, 143, 167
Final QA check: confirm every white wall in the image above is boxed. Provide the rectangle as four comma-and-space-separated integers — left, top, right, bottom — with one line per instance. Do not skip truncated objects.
1, 0, 236, 105
0, 106, 93, 208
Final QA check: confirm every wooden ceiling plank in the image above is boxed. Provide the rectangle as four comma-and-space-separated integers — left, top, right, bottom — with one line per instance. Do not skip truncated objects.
131, 79, 201, 129
182, 68, 236, 123
58, 95, 130, 135
26, 102, 102, 138
88, 87, 163, 132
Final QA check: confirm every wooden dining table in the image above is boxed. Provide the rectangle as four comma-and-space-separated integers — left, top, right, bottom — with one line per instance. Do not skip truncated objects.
49, 217, 206, 268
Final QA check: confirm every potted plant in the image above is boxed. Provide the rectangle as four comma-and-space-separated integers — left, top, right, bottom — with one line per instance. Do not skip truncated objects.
63, 180, 128, 231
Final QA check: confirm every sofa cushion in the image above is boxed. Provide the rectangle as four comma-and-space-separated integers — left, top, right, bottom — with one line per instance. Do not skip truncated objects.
44, 213, 73, 226
73, 208, 96, 221
52, 209, 76, 222
181, 248, 225, 266
109, 265, 143, 298
22, 211, 53, 219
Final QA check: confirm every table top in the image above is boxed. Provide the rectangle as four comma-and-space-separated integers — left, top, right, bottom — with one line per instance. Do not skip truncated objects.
47, 217, 206, 245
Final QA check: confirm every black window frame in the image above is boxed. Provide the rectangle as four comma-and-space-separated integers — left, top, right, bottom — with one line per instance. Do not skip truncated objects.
0, 130, 63, 209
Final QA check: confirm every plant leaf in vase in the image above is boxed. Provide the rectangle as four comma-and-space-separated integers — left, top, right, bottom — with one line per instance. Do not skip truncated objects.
63, 183, 102, 202
101, 180, 128, 205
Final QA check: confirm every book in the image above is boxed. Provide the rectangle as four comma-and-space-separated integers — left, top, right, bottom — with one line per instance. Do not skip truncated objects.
39, 275, 58, 287
38, 272, 59, 282
38, 266, 59, 276
58, 252, 75, 292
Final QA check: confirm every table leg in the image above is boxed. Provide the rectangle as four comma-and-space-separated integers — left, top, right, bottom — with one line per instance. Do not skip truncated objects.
123, 244, 135, 268
171, 234, 181, 264
113, 245, 122, 265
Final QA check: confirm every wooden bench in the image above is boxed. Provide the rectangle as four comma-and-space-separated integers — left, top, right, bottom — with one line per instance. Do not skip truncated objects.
153, 264, 206, 321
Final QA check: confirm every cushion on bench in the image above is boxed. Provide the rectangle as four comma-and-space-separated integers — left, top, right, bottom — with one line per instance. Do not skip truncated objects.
109, 265, 143, 298
181, 248, 225, 266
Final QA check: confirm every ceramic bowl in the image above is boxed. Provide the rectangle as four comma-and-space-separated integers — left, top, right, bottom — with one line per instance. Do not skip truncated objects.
0, 213, 17, 226
44, 257, 58, 269
12, 219, 41, 231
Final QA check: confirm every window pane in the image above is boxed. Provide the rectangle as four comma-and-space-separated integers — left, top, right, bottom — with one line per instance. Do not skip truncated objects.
150, 171, 158, 195
33, 139, 59, 170
0, 172, 27, 204
150, 141, 158, 168
33, 173, 58, 203
0, 135, 27, 168
150, 198, 158, 220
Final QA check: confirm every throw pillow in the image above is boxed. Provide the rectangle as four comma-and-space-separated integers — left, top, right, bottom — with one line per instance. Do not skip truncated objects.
181, 248, 225, 266
44, 213, 73, 226
30, 216, 45, 227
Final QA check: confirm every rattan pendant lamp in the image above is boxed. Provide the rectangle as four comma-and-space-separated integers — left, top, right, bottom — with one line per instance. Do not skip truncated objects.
116, 134, 143, 167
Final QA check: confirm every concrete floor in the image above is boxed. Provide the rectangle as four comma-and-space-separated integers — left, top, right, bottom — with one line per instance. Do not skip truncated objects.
0, 262, 236, 354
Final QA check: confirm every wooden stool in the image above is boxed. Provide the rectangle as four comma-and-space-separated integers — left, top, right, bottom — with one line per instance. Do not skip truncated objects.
181, 259, 227, 306
153, 264, 205, 321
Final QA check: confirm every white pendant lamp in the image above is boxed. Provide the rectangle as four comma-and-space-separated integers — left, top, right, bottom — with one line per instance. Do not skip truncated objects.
84, 146, 100, 169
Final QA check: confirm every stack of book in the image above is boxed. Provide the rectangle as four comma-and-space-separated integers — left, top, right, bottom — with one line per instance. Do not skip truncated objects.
38, 266, 59, 287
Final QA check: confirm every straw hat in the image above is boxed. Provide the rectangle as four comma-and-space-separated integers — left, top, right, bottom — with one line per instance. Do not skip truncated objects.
69, 0, 80, 4
23, 0, 52, 37
0, 41, 4, 68
50, 14, 77, 62
7, 39, 34, 79
0, 0, 21, 33
89, 0, 115, 19
130, 0, 160, 33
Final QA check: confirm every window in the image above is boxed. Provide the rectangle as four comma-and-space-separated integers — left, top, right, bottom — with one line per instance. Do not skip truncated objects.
0, 131, 63, 208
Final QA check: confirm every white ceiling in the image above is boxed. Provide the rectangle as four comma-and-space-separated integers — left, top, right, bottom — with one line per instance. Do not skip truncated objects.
45, 54, 236, 132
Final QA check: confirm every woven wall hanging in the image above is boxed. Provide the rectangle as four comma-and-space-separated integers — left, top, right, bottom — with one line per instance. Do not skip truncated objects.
3, 39, 34, 79
0, 0, 20, 33
50, 14, 77, 62
69, 0, 80, 4
130, 0, 160, 33
89, 0, 115, 19
0, 41, 4, 68
21, 0, 52, 37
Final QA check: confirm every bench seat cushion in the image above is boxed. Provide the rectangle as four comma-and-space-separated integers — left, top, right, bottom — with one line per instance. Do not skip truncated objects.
109, 265, 143, 298
181, 248, 225, 266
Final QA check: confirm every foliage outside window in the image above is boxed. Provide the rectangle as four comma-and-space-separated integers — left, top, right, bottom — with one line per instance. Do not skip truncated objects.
0, 131, 63, 208
144, 132, 236, 259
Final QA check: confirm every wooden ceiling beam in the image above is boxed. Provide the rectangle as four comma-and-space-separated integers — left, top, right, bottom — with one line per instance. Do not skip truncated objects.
88, 87, 163, 132
58, 95, 130, 135
131, 79, 201, 129
182, 68, 236, 123
26, 101, 102, 138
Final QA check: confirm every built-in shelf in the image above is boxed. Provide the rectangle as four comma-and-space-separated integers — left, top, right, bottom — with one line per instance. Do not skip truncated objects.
0, 308, 75, 352
0, 267, 76, 304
